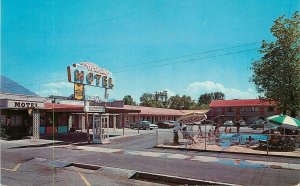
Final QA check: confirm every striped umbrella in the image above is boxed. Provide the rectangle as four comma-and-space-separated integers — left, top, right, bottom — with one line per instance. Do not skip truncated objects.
176, 112, 207, 125
267, 115, 300, 130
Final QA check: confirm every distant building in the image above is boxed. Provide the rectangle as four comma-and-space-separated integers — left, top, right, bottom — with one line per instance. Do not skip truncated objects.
124, 105, 185, 125
0, 75, 209, 138
209, 99, 280, 124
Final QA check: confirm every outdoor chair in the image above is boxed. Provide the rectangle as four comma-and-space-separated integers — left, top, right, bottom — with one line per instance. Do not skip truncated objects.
268, 134, 284, 149
197, 130, 204, 138
182, 126, 196, 145
296, 135, 300, 148
259, 135, 270, 147
282, 136, 296, 150
259, 139, 268, 147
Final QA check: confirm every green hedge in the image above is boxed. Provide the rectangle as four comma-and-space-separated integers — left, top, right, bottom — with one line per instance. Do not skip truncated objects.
1, 126, 27, 140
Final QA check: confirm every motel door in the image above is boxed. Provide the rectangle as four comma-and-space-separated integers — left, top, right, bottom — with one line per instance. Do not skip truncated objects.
92, 114, 101, 143
92, 114, 109, 143
101, 114, 109, 142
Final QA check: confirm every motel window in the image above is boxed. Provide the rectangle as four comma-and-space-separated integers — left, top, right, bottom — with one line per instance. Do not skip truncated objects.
250, 107, 259, 112
228, 107, 234, 112
10, 115, 22, 126
241, 107, 258, 112
0, 115, 6, 126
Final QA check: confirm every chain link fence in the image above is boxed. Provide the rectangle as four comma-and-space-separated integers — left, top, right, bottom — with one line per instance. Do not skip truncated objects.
156, 125, 300, 157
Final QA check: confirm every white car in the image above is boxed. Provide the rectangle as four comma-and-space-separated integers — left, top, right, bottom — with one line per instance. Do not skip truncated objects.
223, 120, 234, 127
238, 120, 246, 126
149, 123, 158, 130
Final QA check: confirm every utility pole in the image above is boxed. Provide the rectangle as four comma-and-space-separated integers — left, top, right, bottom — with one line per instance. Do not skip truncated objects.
84, 86, 90, 143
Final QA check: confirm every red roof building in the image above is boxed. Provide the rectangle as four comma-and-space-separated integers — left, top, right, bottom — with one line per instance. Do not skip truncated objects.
209, 99, 280, 124
125, 105, 181, 124
43, 101, 209, 131
124, 105, 209, 125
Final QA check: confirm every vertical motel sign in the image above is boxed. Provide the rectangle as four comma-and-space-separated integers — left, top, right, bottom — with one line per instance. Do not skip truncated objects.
67, 62, 114, 100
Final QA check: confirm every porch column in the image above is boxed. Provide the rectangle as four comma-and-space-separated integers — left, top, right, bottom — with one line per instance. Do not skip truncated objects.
122, 113, 125, 135
113, 115, 116, 129
32, 110, 40, 139
68, 115, 72, 132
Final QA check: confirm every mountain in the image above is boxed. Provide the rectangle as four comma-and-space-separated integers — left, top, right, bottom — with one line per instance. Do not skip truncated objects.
0, 75, 38, 96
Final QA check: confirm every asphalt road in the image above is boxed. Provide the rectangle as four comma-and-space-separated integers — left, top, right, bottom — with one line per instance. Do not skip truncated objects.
1, 128, 300, 186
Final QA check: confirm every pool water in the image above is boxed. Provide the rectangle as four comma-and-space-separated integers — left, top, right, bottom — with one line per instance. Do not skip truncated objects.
220, 133, 268, 141
218, 133, 268, 149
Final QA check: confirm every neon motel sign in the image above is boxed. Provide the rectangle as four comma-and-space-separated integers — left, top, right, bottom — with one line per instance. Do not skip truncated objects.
67, 62, 113, 89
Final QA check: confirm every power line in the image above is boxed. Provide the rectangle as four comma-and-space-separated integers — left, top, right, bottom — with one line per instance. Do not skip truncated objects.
5, 41, 261, 86
113, 48, 259, 73
110, 42, 260, 70
3, 47, 259, 89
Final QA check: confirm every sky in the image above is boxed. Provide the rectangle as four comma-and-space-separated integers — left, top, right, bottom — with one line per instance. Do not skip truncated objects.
1, 0, 299, 102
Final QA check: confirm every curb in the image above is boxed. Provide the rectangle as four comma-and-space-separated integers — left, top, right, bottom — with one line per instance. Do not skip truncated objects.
131, 171, 239, 186
69, 162, 238, 186
155, 145, 300, 159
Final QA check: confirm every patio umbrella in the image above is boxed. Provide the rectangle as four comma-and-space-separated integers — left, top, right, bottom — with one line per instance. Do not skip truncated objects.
176, 112, 207, 125
267, 115, 300, 130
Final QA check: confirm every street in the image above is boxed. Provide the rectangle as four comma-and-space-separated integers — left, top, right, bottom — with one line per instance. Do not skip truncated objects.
1, 128, 300, 186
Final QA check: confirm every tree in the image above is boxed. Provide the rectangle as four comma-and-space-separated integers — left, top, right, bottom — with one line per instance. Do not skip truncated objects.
251, 12, 300, 117
181, 95, 196, 110
213, 92, 225, 100
140, 93, 163, 107
198, 92, 225, 105
123, 95, 136, 105
198, 93, 213, 105
169, 94, 195, 110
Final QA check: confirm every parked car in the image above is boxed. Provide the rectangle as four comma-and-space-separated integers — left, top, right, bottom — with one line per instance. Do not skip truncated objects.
129, 121, 158, 130
168, 121, 180, 126
237, 120, 246, 126
223, 120, 234, 127
156, 121, 176, 128
149, 123, 158, 130
249, 120, 269, 129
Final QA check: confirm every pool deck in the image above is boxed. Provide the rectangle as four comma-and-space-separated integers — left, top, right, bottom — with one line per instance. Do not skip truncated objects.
156, 139, 300, 158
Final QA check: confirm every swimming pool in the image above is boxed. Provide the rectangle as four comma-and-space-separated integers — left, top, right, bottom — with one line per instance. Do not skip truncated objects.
219, 133, 268, 145
220, 134, 268, 141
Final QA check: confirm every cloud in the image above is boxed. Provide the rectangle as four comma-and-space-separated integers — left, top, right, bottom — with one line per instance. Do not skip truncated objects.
36, 81, 73, 97
36, 89, 63, 97
186, 81, 258, 99
164, 89, 176, 97
44, 81, 73, 88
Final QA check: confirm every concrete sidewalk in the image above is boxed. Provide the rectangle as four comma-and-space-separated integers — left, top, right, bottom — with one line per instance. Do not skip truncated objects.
156, 142, 300, 158
1, 129, 150, 148
55, 144, 300, 170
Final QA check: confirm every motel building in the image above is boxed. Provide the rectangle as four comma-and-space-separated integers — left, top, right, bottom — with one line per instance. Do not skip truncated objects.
0, 75, 196, 140
209, 99, 280, 124
124, 105, 186, 125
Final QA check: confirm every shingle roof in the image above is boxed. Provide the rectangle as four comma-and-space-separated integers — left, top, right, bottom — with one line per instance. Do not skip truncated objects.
209, 99, 277, 107
180, 110, 209, 114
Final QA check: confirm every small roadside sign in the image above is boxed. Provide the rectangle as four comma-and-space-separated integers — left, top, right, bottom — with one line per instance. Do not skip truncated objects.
84, 106, 105, 113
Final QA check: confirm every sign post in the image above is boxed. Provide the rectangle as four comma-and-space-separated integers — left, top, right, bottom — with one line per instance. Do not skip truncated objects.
83, 88, 90, 143
67, 62, 113, 143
